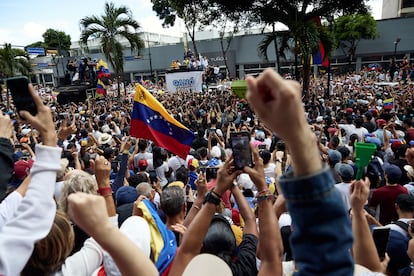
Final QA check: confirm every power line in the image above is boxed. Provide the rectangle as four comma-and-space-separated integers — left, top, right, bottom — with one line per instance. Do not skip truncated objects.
0, 44, 26, 48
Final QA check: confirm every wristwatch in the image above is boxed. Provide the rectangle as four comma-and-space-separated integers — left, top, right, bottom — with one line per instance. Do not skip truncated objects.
203, 191, 221, 205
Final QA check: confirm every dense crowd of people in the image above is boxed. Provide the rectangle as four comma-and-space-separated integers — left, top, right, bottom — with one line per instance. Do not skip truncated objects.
2, 64, 414, 275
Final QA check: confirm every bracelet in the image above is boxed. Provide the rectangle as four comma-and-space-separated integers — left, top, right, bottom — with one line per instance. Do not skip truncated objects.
257, 194, 275, 203
193, 204, 201, 210
256, 188, 270, 197
211, 190, 222, 199
203, 191, 221, 206
97, 187, 112, 197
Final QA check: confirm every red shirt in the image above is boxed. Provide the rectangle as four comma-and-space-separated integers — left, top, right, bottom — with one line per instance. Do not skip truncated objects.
369, 185, 408, 225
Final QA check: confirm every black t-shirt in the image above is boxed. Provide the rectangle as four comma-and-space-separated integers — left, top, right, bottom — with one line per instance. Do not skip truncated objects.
231, 234, 258, 276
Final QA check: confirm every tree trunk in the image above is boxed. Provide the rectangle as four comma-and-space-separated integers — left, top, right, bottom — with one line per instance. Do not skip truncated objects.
294, 41, 299, 81
272, 24, 280, 74
219, 33, 233, 79
188, 26, 199, 59
303, 58, 311, 98
117, 74, 121, 99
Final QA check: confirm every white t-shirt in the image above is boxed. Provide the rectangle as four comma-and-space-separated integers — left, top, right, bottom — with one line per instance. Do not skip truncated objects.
133, 152, 153, 171
335, 182, 351, 211
155, 162, 169, 187
264, 163, 276, 178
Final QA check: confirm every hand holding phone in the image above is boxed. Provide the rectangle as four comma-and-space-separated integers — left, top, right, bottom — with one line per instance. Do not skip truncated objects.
372, 226, 390, 260
6, 76, 37, 119
230, 131, 253, 170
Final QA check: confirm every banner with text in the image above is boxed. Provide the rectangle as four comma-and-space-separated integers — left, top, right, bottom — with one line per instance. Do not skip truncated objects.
165, 71, 203, 92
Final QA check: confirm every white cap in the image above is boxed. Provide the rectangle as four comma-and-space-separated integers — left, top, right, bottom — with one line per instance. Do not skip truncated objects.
21, 129, 31, 136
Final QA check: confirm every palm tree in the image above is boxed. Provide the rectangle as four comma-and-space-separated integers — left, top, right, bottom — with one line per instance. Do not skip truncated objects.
0, 43, 31, 105
258, 24, 292, 74
0, 43, 31, 78
80, 2, 145, 98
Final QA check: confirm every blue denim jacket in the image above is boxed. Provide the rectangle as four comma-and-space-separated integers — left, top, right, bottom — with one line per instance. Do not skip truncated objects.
279, 167, 354, 275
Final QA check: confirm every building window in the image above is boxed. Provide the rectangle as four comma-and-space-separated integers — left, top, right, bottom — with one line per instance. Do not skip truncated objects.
402, 0, 414, 9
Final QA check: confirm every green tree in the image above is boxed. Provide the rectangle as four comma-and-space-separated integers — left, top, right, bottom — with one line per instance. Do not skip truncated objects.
202, 8, 252, 79
43, 29, 72, 56
80, 2, 145, 98
0, 43, 31, 78
25, 41, 46, 53
25, 29, 71, 56
152, 0, 209, 57
334, 14, 378, 67
210, 0, 368, 94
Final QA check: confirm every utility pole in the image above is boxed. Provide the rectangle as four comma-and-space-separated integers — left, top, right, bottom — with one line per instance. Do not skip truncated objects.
147, 33, 153, 82
326, 15, 334, 99
394, 37, 401, 57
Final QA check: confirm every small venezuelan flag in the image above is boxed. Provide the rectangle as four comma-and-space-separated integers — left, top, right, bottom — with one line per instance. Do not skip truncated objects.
130, 84, 195, 159
383, 98, 394, 110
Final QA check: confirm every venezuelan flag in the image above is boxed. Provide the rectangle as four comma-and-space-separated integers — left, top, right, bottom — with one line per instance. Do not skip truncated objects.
137, 199, 177, 274
95, 59, 111, 98
130, 84, 194, 159
383, 98, 394, 110
311, 16, 329, 67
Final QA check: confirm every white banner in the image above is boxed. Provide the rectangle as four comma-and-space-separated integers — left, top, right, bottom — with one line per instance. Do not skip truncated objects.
165, 71, 203, 92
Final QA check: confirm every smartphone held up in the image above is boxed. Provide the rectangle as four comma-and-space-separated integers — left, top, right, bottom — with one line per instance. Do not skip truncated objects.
6, 76, 37, 119
230, 131, 253, 170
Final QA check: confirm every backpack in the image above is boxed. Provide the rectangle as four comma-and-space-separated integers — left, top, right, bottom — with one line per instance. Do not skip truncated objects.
389, 221, 412, 275
366, 156, 385, 189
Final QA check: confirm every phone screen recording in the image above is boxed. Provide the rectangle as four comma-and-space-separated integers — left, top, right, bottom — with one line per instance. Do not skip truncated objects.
231, 132, 253, 170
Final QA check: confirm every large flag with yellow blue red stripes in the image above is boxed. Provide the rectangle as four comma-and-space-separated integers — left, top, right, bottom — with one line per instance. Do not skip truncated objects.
130, 84, 194, 158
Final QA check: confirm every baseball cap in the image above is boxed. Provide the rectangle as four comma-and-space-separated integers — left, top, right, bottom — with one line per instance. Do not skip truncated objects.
211, 146, 221, 159
138, 159, 148, 170
21, 128, 31, 136
115, 186, 138, 206
237, 173, 254, 190
188, 158, 199, 169
14, 159, 34, 179
404, 165, 414, 178
328, 149, 341, 164
376, 119, 387, 127
168, 181, 185, 189
365, 136, 381, 147
335, 163, 354, 180
383, 164, 402, 182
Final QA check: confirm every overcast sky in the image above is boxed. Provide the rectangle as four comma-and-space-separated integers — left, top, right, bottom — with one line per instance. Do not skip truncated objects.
0, 0, 383, 47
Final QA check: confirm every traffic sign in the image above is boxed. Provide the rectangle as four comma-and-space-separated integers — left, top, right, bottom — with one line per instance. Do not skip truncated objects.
27, 47, 45, 55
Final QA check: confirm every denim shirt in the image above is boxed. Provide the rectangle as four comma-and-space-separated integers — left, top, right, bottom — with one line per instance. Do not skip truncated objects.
279, 167, 354, 275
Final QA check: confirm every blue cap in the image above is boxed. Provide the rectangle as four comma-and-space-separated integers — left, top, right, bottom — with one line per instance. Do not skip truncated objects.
383, 164, 402, 182
115, 186, 138, 206
366, 136, 381, 147
328, 149, 341, 164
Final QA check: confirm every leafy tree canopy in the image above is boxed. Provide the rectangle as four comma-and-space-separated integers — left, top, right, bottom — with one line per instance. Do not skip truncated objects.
43, 29, 72, 51
334, 14, 378, 43
334, 14, 378, 60
211, 0, 368, 26
0, 43, 31, 78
